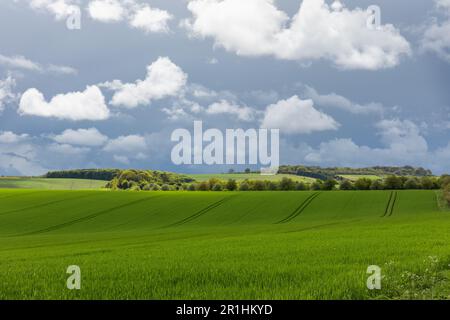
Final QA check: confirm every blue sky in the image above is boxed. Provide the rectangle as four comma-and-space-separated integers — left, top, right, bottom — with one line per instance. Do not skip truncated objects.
0, 0, 450, 175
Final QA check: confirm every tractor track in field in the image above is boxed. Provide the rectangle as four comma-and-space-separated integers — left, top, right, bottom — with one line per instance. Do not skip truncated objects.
0, 193, 101, 216
381, 191, 397, 217
164, 196, 234, 228
277, 192, 320, 224
16, 195, 162, 236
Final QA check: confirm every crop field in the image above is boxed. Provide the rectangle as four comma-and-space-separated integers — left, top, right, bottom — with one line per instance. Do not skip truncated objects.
0, 178, 107, 190
337, 175, 383, 181
187, 173, 315, 183
0, 189, 449, 299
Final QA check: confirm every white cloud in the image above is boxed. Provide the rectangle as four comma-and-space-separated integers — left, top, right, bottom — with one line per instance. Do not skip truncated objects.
0, 133, 47, 176
113, 154, 130, 164
52, 128, 108, 146
0, 131, 29, 144
0, 54, 77, 74
87, 0, 172, 33
184, 0, 410, 69
130, 6, 173, 33
261, 95, 339, 134
421, 0, 450, 62
206, 100, 256, 121
18, 86, 110, 121
0, 54, 42, 71
0, 75, 17, 112
87, 0, 125, 22
304, 119, 430, 168
303, 86, 384, 115
103, 134, 147, 153
48, 143, 90, 155
102, 57, 187, 108
29, 0, 79, 20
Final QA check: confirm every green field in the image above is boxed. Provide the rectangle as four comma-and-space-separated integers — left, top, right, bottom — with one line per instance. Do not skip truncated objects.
337, 175, 383, 181
187, 173, 315, 183
0, 189, 449, 299
0, 178, 107, 190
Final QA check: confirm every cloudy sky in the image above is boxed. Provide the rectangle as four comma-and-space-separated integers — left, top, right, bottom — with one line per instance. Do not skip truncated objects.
1, 0, 450, 176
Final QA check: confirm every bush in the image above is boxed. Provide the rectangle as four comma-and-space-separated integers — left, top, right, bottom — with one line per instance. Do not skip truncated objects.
197, 181, 210, 191
370, 180, 384, 190
322, 179, 338, 191
354, 178, 372, 190
384, 176, 404, 190
212, 183, 223, 191
404, 178, 420, 189
187, 184, 197, 191
267, 181, 279, 191
226, 179, 238, 191
339, 180, 354, 190
239, 182, 250, 191
310, 181, 323, 191
161, 184, 171, 191
252, 180, 266, 191
296, 182, 308, 191
280, 177, 295, 191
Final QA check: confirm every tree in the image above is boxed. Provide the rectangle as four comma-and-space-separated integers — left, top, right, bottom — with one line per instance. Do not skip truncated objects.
245, 168, 251, 174
226, 179, 237, 191
239, 182, 250, 191
252, 180, 266, 191
370, 180, 384, 190
296, 182, 308, 191
384, 176, 403, 190
354, 178, 372, 190
322, 179, 338, 191
267, 181, 279, 191
420, 177, 437, 190
197, 181, 210, 191
161, 184, 171, 191
339, 180, 354, 190
280, 177, 295, 191
187, 184, 196, 191
404, 178, 420, 189
212, 183, 223, 191
310, 180, 323, 191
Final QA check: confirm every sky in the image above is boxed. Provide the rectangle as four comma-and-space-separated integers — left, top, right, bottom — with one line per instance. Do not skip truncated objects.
0, 0, 450, 176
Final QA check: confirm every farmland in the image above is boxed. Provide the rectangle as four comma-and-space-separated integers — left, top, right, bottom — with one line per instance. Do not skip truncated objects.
0, 189, 449, 299
187, 173, 315, 183
0, 177, 107, 190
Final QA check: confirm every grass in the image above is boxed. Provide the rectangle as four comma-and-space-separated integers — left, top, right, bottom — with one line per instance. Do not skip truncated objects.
337, 175, 383, 181
0, 189, 449, 299
187, 173, 315, 183
0, 177, 107, 190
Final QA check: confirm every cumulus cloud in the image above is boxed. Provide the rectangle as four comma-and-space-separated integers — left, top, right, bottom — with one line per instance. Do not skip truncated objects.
103, 134, 147, 153
18, 86, 110, 121
0, 75, 17, 112
48, 143, 90, 155
303, 86, 384, 115
420, 0, 450, 62
130, 6, 173, 33
29, 0, 79, 20
0, 131, 29, 144
87, 0, 172, 33
87, 0, 125, 22
303, 119, 431, 169
184, 0, 410, 69
206, 100, 256, 121
261, 95, 339, 134
52, 128, 108, 146
102, 57, 187, 108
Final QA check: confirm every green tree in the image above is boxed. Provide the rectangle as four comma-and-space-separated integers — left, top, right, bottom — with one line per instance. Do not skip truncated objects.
310, 180, 323, 191
339, 180, 354, 190
212, 183, 223, 191
226, 179, 238, 191
296, 182, 308, 191
280, 177, 295, 191
384, 176, 403, 190
322, 179, 338, 191
252, 180, 266, 191
267, 181, 279, 191
370, 180, 384, 190
354, 178, 372, 190
404, 178, 420, 189
239, 182, 250, 191
197, 181, 210, 191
